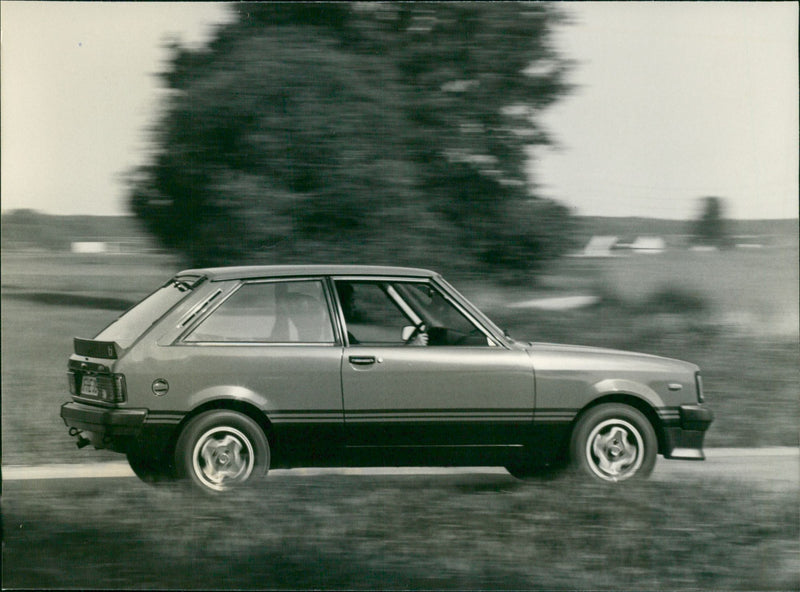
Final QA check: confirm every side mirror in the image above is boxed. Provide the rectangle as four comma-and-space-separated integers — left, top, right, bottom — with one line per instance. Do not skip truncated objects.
401, 326, 416, 341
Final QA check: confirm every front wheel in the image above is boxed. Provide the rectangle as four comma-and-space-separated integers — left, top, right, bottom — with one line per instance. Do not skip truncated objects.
570, 404, 656, 482
175, 410, 270, 494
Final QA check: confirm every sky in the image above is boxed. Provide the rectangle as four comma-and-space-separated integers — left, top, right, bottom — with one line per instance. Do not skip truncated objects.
533, 2, 798, 220
1, 2, 797, 220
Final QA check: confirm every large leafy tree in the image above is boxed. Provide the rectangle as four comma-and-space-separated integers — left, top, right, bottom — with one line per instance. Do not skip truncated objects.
130, 2, 575, 279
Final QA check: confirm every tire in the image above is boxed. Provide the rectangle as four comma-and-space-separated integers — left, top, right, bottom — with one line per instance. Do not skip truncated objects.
126, 448, 176, 485
175, 410, 270, 494
570, 403, 656, 482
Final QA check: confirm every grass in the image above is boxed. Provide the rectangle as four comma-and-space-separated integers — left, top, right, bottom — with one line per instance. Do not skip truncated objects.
3, 474, 798, 590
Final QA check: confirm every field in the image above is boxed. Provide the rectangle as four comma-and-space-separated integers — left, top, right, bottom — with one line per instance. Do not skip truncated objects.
2, 245, 798, 589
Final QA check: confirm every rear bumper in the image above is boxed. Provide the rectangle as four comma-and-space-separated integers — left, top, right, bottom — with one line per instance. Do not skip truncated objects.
61, 401, 182, 456
61, 401, 147, 434
663, 404, 714, 460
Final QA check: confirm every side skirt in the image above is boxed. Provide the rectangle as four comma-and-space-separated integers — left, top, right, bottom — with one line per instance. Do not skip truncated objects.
344, 444, 525, 468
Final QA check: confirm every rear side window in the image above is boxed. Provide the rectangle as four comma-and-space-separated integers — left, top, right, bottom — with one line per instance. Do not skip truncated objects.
184, 280, 335, 344
95, 279, 195, 349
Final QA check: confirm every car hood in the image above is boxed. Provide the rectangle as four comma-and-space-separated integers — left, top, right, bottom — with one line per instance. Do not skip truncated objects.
523, 341, 699, 374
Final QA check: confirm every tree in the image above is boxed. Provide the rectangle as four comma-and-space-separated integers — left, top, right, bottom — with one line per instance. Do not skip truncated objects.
130, 3, 575, 280
692, 196, 729, 248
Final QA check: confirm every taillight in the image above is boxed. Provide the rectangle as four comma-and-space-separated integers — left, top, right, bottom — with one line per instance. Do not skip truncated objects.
695, 372, 704, 403
113, 373, 127, 403
73, 372, 127, 404
68, 371, 76, 395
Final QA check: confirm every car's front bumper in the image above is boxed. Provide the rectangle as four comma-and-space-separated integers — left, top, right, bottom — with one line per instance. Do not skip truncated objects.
663, 404, 714, 460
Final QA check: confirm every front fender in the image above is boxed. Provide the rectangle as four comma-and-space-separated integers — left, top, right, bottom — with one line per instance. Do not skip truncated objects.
590, 378, 667, 409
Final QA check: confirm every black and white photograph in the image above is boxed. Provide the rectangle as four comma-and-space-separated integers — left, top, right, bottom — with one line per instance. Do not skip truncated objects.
2, 2, 798, 589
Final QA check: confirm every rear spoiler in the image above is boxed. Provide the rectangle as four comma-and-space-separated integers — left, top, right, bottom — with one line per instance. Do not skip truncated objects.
74, 337, 120, 360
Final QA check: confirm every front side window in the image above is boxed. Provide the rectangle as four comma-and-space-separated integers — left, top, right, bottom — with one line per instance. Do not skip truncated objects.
185, 280, 335, 344
398, 283, 479, 337
335, 281, 414, 345
335, 280, 493, 346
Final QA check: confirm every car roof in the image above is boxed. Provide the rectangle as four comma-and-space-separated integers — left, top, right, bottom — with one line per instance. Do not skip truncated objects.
176, 265, 438, 282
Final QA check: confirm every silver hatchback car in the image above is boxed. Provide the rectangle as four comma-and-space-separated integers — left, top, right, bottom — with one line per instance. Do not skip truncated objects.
61, 265, 712, 493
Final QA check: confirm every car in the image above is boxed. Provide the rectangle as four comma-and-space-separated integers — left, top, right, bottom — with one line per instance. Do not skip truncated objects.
61, 265, 713, 493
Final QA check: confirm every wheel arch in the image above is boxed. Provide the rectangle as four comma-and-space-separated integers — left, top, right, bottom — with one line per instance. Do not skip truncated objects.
575, 393, 666, 455
167, 399, 275, 457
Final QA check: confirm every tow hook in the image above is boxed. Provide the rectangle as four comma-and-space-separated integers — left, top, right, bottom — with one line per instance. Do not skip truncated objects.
69, 427, 91, 449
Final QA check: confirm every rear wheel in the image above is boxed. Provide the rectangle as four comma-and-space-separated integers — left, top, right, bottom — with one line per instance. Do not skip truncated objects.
175, 410, 270, 494
570, 404, 656, 482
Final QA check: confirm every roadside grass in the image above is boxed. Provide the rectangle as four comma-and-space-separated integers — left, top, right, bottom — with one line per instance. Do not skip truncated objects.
4, 474, 798, 590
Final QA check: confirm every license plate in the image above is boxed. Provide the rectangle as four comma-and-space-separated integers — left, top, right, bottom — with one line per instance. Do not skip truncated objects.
81, 376, 99, 397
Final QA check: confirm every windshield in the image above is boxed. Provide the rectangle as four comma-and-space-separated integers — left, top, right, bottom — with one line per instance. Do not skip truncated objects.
434, 277, 507, 341
94, 277, 198, 348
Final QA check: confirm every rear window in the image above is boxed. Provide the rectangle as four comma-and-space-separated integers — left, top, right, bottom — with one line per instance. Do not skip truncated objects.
95, 278, 197, 348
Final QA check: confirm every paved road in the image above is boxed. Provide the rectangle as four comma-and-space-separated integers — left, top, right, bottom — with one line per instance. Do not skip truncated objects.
4, 448, 797, 489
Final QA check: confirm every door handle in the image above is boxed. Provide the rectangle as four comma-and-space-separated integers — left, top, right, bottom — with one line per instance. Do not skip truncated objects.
349, 356, 376, 365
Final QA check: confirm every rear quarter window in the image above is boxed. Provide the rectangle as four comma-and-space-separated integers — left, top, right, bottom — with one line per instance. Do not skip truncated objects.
183, 279, 335, 344
95, 279, 196, 348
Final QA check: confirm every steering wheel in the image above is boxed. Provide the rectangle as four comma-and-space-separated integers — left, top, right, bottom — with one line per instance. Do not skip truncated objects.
403, 322, 427, 346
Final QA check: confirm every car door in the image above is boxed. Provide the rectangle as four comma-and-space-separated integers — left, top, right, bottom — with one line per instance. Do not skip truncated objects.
172, 278, 345, 463
334, 278, 534, 449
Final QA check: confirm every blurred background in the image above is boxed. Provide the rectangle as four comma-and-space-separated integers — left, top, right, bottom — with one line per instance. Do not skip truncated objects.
2, 2, 798, 590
